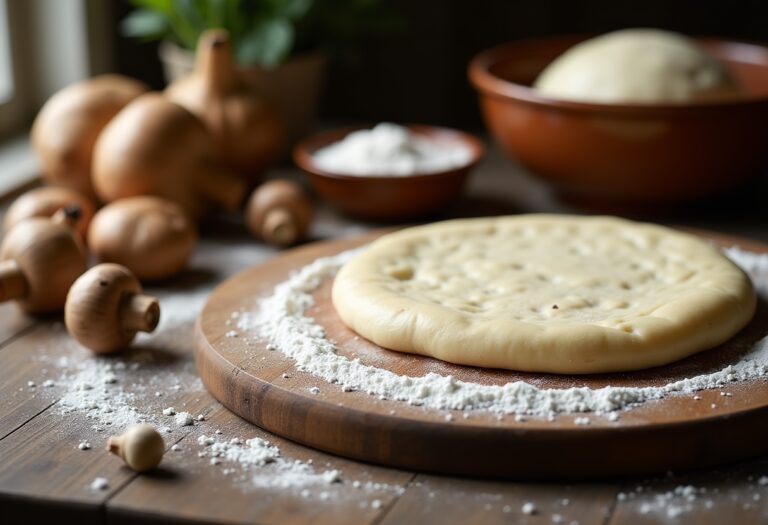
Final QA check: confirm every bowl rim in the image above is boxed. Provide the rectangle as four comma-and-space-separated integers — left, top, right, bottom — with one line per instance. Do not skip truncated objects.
468, 34, 768, 115
292, 124, 486, 182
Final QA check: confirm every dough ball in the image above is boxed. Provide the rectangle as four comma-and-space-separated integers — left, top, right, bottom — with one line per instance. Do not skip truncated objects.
534, 29, 742, 104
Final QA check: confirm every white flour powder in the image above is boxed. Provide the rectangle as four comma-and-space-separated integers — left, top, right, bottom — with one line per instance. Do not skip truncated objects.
239, 245, 768, 418
43, 287, 379, 498
58, 356, 154, 431
311, 123, 473, 176
196, 434, 353, 492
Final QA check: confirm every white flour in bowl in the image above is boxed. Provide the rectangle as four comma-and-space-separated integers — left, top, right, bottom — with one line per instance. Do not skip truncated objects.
238, 245, 768, 419
311, 123, 472, 176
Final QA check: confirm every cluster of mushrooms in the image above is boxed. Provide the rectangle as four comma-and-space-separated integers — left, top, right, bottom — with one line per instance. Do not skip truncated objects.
0, 29, 314, 472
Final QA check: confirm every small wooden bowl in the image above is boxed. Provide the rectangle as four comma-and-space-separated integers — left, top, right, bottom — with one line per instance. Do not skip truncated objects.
293, 125, 484, 220
468, 36, 768, 208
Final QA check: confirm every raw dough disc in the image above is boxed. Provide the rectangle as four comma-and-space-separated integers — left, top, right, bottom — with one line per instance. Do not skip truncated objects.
331, 215, 756, 374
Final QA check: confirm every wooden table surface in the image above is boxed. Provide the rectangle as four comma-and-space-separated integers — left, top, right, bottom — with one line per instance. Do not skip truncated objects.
2, 143, 768, 525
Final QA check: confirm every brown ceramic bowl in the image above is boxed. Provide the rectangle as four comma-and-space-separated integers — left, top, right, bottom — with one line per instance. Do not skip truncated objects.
293, 125, 485, 220
469, 35, 768, 207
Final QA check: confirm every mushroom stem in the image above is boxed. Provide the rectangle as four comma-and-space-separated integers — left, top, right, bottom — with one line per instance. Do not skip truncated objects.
107, 435, 122, 456
119, 294, 160, 333
0, 260, 28, 302
262, 208, 298, 246
51, 204, 82, 230
197, 30, 236, 95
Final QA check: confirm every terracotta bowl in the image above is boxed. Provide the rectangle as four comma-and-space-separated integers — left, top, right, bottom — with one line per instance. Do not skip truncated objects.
468, 36, 768, 207
293, 125, 485, 220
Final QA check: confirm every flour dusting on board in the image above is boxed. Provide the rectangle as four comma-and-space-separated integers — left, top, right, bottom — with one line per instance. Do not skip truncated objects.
238, 246, 768, 418
34, 287, 389, 499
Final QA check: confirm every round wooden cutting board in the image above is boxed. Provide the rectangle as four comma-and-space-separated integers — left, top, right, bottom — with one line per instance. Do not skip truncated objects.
195, 228, 768, 479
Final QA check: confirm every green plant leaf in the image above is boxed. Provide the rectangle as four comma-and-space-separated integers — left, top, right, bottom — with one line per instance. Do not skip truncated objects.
223, 0, 247, 44
121, 9, 170, 39
130, 0, 174, 13
237, 17, 294, 69
161, 0, 204, 49
122, 0, 399, 63
271, 0, 315, 20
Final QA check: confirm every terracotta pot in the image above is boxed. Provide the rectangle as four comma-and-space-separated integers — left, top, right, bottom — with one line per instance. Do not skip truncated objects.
159, 40, 327, 146
468, 35, 768, 208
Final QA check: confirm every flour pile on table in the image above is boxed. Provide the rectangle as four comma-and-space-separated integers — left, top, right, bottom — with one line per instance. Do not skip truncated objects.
238, 245, 768, 419
196, 434, 349, 492
35, 289, 393, 498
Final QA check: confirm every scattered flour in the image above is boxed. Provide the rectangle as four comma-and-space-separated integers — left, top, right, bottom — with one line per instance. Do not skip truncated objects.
39, 285, 388, 499
196, 434, 352, 492
175, 412, 194, 427
57, 358, 153, 430
238, 246, 768, 418
311, 123, 473, 177
90, 477, 109, 491
635, 485, 708, 519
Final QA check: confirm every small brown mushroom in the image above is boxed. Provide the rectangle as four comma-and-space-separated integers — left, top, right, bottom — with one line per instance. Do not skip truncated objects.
31, 74, 148, 198
88, 197, 197, 281
65, 264, 160, 354
246, 180, 313, 246
0, 210, 88, 314
3, 186, 96, 239
107, 424, 165, 472
166, 29, 284, 180
92, 93, 246, 219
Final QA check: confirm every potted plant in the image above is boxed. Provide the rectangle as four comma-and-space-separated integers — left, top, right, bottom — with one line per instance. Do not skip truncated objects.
122, 0, 397, 143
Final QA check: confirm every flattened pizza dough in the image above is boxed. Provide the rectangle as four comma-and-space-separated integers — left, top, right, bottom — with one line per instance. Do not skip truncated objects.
331, 215, 756, 374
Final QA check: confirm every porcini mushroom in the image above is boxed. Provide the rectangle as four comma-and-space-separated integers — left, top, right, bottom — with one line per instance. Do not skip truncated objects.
0, 209, 88, 314
246, 180, 313, 246
3, 186, 96, 239
107, 424, 165, 472
64, 264, 160, 354
88, 197, 197, 281
31, 74, 148, 197
166, 29, 284, 180
92, 93, 246, 219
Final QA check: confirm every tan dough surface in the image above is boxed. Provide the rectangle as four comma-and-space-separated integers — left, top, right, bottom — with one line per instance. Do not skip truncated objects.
331, 215, 756, 374
533, 29, 741, 104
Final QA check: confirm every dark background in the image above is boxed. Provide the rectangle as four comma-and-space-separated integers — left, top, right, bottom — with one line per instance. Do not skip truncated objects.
112, 0, 768, 130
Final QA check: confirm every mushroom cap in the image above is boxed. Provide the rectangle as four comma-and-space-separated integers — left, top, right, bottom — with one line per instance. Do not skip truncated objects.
91, 93, 217, 219
31, 74, 148, 197
246, 180, 313, 242
165, 30, 285, 178
116, 424, 165, 472
88, 196, 197, 281
0, 217, 88, 313
65, 263, 153, 353
3, 186, 96, 239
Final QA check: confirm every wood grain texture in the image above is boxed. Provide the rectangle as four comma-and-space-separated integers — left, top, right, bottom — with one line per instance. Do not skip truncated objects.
0, 268, 219, 519
108, 401, 414, 525
608, 459, 768, 524
0, 303, 34, 344
4, 148, 768, 524
195, 229, 768, 478
0, 324, 68, 439
381, 474, 618, 525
